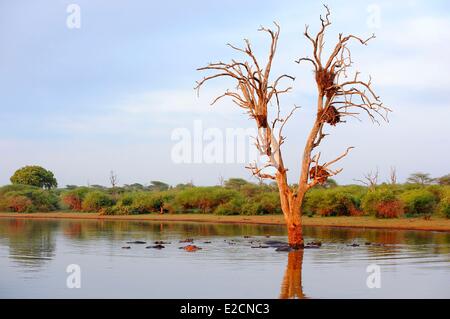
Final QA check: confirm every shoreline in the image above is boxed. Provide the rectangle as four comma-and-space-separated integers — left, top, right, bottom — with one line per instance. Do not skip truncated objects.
0, 212, 449, 232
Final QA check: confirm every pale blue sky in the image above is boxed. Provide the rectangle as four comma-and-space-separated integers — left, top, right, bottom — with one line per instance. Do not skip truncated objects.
0, 0, 449, 187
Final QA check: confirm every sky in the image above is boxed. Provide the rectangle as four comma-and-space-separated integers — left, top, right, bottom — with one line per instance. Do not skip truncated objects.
0, 0, 449, 187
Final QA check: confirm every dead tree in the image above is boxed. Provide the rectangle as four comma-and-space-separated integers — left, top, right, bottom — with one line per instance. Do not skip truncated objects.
355, 168, 379, 191
218, 175, 225, 187
109, 170, 118, 197
389, 166, 397, 185
109, 170, 117, 188
196, 6, 390, 248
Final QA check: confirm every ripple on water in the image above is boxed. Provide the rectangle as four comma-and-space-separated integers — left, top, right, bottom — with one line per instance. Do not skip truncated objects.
0, 218, 449, 298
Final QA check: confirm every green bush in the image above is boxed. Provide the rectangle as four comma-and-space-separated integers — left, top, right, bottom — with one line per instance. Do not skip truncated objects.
0, 185, 58, 212
0, 194, 34, 212
132, 192, 166, 214
4, 178, 449, 218
240, 193, 281, 215
253, 192, 281, 214
437, 188, 450, 218
161, 202, 175, 214
425, 185, 445, 202
99, 205, 136, 216
98, 207, 115, 215
439, 201, 450, 218
303, 188, 326, 216
27, 189, 59, 211
360, 187, 404, 218
61, 187, 89, 211
82, 191, 114, 212
240, 202, 256, 215
303, 186, 366, 217
214, 198, 245, 215
314, 188, 361, 216
118, 193, 135, 206
399, 183, 423, 191
400, 189, 437, 216
375, 199, 404, 218
361, 188, 396, 215
240, 184, 261, 197
174, 187, 238, 213
0, 184, 39, 196
99, 191, 176, 215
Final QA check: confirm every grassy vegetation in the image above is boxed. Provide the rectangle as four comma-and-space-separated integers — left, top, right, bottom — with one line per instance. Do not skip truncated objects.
1, 177, 449, 220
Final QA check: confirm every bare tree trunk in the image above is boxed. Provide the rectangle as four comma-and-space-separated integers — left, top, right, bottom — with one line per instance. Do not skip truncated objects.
270, 131, 301, 248
276, 170, 304, 248
277, 119, 320, 248
287, 202, 303, 248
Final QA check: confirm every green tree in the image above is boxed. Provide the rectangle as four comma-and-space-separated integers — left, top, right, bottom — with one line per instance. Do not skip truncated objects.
436, 174, 450, 186
406, 172, 433, 185
148, 181, 169, 191
90, 184, 106, 189
10, 166, 57, 189
174, 182, 194, 190
224, 178, 249, 190
324, 178, 338, 188
123, 183, 145, 191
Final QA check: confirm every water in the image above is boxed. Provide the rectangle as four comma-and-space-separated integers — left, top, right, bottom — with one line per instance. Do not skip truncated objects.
0, 218, 449, 298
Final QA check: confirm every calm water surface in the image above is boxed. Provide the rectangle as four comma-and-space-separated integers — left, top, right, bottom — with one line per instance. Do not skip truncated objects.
0, 218, 449, 298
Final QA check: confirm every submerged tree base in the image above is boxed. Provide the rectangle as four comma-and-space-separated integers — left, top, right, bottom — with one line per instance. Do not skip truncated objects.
287, 223, 304, 249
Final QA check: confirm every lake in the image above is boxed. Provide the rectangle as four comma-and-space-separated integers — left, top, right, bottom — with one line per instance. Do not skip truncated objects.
0, 218, 449, 298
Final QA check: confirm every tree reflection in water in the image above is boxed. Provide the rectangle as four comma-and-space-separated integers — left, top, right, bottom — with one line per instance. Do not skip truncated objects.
279, 249, 305, 299
0, 219, 57, 269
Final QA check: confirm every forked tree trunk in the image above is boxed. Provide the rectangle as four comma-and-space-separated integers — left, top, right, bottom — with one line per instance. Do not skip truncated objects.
274, 119, 322, 249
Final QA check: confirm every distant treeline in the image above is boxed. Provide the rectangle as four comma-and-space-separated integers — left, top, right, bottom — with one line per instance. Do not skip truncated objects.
1, 175, 449, 219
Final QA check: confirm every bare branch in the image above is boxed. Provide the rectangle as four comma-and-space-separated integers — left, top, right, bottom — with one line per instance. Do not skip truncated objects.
323, 146, 354, 169
355, 168, 379, 190
389, 166, 397, 185
196, 22, 295, 183
246, 162, 276, 180
295, 57, 318, 71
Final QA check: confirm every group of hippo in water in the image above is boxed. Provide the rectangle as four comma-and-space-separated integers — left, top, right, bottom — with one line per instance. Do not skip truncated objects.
121, 238, 203, 251
120, 236, 384, 252
119, 237, 329, 252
